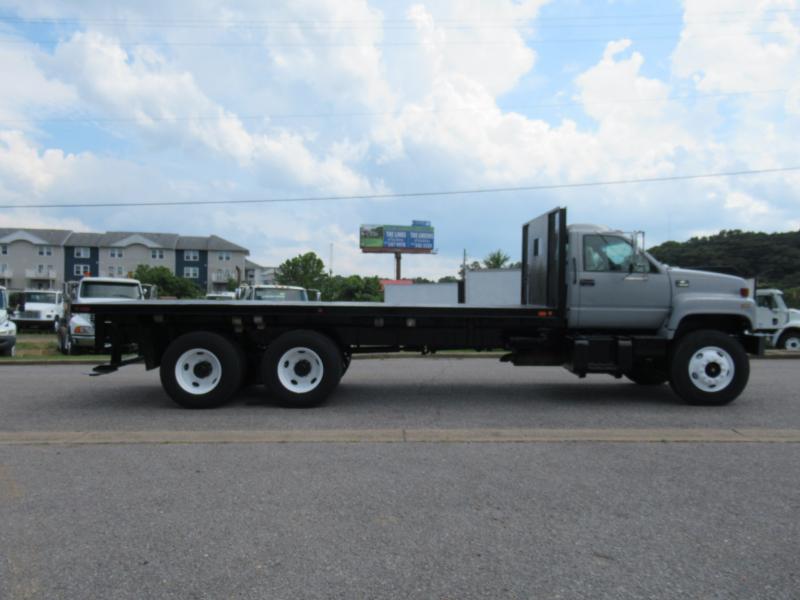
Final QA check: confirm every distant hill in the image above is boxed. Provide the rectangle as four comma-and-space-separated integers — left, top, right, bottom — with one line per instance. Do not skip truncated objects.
648, 229, 800, 307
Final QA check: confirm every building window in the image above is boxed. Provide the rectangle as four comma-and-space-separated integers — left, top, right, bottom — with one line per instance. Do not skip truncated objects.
183, 266, 200, 279
218, 252, 231, 261
117, 266, 124, 276
184, 250, 199, 261
73, 264, 90, 277
0, 244, 7, 255
38, 246, 53, 256
108, 266, 115, 277
151, 249, 165, 259
0, 263, 9, 274
74, 247, 91, 258
110, 248, 124, 258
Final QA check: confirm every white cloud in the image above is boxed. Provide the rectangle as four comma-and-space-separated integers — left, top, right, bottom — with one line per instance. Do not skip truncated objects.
50, 30, 379, 195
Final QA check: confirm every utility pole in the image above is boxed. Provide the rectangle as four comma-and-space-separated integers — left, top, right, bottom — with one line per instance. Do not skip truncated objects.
395, 252, 402, 280
462, 249, 467, 280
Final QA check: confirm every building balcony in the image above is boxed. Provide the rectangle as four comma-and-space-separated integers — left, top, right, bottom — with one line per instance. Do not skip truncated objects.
25, 269, 57, 280
211, 272, 233, 283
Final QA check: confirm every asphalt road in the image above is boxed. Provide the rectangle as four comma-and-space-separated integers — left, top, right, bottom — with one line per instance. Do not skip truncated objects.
1, 359, 799, 599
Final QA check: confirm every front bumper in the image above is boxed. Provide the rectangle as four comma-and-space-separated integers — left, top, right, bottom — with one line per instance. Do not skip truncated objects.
0, 335, 17, 352
13, 317, 56, 328
71, 334, 96, 348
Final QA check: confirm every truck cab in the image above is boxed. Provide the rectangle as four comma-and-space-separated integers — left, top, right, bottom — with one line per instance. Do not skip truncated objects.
59, 277, 144, 354
755, 289, 800, 350
528, 218, 757, 337
11, 289, 65, 331
237, 284, 312, 302
0, 286, 17, 357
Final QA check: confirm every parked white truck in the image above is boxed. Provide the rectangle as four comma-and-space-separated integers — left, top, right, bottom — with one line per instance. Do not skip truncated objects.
0, 286, 17, 357
755, 288, 800, 350
12, 289, 65, 331
58, 277, 144, 354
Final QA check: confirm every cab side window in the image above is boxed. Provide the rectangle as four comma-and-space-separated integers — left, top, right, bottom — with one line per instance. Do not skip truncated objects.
583, 235, 635, 272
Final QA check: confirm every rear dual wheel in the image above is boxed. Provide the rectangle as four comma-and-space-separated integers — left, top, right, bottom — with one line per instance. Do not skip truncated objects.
160, 332, 244, 409
261, 330, 343, 408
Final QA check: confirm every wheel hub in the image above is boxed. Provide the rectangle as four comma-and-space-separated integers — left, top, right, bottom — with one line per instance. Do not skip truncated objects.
277, 347, 324, 393
175, 349, 222, 395
688, 346, 734, 392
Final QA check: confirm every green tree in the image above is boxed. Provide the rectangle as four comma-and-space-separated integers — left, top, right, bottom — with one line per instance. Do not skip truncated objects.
225, 278, 239, 292
321, 275, 383, 302
133, 265, 203, 298
438, 276, 459, 283
275, 252, 327, 291
483, 249, 511, 269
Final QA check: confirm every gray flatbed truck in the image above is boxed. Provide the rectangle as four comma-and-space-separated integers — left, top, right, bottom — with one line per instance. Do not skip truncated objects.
78, 208, 763, 409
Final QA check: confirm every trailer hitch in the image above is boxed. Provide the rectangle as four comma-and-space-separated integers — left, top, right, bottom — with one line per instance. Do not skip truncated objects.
89, 356, 143, 376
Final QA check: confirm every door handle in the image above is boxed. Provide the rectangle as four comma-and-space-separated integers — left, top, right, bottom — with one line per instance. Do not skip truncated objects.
579, 279, 595, 286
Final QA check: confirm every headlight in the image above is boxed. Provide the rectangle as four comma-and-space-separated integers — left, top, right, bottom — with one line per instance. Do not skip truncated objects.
73, 325, 94, 335
0, 321, 14, 335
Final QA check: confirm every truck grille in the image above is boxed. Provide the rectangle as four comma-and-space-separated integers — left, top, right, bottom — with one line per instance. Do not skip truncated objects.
18, 311, 41, 319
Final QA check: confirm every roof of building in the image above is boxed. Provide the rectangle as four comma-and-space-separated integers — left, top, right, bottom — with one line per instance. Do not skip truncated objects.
0, 227, 248, 254
0, 228, 73, 245
245, 259, 275, 270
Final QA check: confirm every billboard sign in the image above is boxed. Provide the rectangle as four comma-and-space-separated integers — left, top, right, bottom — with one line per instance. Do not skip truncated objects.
360, 222, 435, 253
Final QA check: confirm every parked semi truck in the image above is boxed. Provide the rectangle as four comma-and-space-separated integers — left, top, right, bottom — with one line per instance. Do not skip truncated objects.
0, 286, 17, 357
11, 289, 65, 331
59, 277, 145, 354
78, 208, 762, 409
755, 288, 800, 350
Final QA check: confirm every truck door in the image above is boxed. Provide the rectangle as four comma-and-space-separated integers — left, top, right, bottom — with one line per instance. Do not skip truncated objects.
756, 293, 787, 329
574, 233, 670, 330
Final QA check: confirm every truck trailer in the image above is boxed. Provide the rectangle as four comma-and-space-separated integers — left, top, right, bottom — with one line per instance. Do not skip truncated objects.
78, 208, 763, 409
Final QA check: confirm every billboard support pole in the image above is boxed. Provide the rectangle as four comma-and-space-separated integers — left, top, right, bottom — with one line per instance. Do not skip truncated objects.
395, 252, 402, 280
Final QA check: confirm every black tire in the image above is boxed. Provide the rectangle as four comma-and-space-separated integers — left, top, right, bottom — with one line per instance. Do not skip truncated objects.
625, 362, 667, 386
777, 330, 800, 351
160, 332, 243, 409
57, 328, 68, 355
261, 330, 342, 408
669, 330, 749, 406
341, 351, 352, 377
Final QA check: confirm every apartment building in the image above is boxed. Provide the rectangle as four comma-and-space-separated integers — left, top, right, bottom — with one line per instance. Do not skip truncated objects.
244, 259, 277, 286
0, 228, 249, 292
0, 229, 70, 290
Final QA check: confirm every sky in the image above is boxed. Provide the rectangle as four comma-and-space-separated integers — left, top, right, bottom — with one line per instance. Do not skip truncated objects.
0, 0, 798, 280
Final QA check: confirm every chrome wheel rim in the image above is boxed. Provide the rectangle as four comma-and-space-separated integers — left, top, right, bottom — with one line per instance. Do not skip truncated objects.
175, 348, 222, 395
688, 346, 734, 392
277, 347, 324, 393
784, 336, 800, 351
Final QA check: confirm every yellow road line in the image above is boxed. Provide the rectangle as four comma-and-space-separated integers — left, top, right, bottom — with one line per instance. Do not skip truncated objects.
0, 428, 799, 445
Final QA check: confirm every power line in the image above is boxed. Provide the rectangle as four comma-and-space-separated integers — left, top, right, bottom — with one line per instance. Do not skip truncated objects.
0, 89, 785, 126
0, 30, 796, 47
0, 8, 797, 26
1, 167, 797, 211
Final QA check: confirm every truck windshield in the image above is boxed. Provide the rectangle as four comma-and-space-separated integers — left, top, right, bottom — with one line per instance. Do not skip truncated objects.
81, 282, 142, 299
24, 292, 58, 304
252, 288, 308, 301
0, 290, 6, 309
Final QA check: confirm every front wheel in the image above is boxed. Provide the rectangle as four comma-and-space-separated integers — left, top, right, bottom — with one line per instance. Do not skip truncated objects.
669, 330, 749, 406
777, 330, 800, 351
261, 330, 342, 408
160, 332, 244, 409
